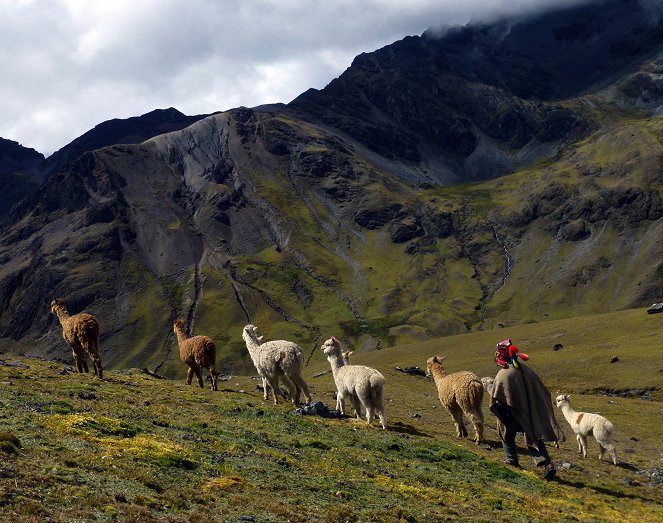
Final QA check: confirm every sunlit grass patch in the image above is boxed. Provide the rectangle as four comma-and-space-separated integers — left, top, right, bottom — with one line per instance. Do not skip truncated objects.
203, 476, 244, 491
47, 414, 137, 438
104, 436, 196, 469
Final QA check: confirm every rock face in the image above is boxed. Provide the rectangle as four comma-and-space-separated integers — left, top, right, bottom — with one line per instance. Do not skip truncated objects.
0, 108, 212, 223
0, 139, 44, 218
0, 0, 662, 374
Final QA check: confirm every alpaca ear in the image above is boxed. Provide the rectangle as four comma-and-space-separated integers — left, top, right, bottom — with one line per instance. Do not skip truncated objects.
437, 355, 446, 362
348, 351, 353, 356
257, 335, 264, 342
331, 336, 339, 344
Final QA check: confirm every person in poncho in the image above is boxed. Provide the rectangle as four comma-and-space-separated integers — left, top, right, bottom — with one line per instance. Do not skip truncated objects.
489, 339, 564, 480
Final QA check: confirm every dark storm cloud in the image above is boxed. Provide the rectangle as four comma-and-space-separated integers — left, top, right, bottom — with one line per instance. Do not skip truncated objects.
0, 0, 599, 155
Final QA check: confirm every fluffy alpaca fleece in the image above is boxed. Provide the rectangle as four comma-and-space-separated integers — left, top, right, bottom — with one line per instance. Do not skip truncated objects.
426, 355, 484, 444
321, 337, 386, 429
50, 298, 103, 379
173, 320, 218, 391
555, 394, 617, 465
242, 324, 311, 405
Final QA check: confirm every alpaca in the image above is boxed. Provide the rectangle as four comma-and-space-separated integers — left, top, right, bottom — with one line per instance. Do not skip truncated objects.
321, 336, 386, 429
426, 355, 484, 444
50, 298, 103, 379
173, 320, 218, 391
555, 394, 617, 465
242, 324, 311, 405
480, 377, 495, 395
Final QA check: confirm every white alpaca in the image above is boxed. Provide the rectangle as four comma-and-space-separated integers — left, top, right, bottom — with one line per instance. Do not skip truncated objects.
480, 377, 495, 395
555, 394, 617, 465
242, 324, 311, 405
321, 337, 387, 429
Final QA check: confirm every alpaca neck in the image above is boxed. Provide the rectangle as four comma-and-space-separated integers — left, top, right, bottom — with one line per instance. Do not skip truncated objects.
242, 333, 260, 359
559, 402, 576, 424
429, 364, 447, 387
174, 327, 188, 346
53, 306, 71, 324
326, 352, 345, 377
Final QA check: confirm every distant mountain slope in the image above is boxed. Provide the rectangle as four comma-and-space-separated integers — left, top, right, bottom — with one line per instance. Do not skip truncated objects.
0, 138, 44, 218
39, 107, 214, 179
0, 108, 212, 223
290, 0, 663, 183
0, 0, 662, 376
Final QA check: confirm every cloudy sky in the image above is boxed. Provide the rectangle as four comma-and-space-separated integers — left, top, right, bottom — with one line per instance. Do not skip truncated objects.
1, 0, 594, 156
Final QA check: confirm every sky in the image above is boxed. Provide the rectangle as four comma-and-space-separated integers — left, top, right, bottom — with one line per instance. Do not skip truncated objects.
0, 0, 596, 156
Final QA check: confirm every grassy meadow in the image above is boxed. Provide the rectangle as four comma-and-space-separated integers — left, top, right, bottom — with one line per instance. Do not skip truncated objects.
0, 307, 661, 522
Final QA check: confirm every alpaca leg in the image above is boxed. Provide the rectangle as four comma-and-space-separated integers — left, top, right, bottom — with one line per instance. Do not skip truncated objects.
261, 377, 270, 400
81, 359, 89, 373
280, 374, 298, 405
195, 367, 204, 388
451, 408, 468, 438
373, 397, 387, 430
72, 349, 85, 373
365, 406, 375, 425
466, 410, 484, 444
293, 375, 311, 404
186, 367, 194, 385
266, 377, 280, 404
209, 366, 218, 391
377, 409, 387, 430
598, 442, 605, 461
351, 395, 363, 419
90, 354, 102, 379
578, 434, 588, 457
336, 392, 346, 416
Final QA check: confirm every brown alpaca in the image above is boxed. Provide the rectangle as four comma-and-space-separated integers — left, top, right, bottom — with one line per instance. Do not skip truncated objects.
173, 319, 218, 391
50, 298, 103, 379
426, 355, 484, 444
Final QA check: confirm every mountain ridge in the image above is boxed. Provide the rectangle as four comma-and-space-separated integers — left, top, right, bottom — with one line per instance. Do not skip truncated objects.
0, 0, 662, 376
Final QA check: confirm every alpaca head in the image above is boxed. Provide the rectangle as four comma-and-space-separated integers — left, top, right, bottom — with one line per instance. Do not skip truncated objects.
243, 324, 264, 344
173, 319, 186, 334
426, 355, 446, 376
320, 336, 341, 357
50, 298, 66, 315
555, 394, 570, 408
341, 350, 353, 364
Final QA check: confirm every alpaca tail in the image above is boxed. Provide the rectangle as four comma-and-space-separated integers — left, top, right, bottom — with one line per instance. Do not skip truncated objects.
468, 378, 484, 405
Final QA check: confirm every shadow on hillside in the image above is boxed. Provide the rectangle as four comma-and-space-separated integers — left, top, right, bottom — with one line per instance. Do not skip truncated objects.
389, 421, 432, 437
553, 477, 659, 503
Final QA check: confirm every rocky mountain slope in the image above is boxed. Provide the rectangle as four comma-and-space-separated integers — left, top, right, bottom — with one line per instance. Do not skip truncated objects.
0, 0, 661, 376
0, 108, 211, 223
0, 138, 44, 217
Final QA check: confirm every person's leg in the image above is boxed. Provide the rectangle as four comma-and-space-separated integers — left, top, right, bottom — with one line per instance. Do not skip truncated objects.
500, 414, 521, 466
527, 439, 556, 480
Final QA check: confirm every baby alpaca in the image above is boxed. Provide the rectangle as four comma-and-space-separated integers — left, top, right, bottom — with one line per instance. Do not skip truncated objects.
321, 337, 386, 429
426, 355, 484, 444
173, 320, 218, 391
50, 298, 103, 379
555, 394, 617, 465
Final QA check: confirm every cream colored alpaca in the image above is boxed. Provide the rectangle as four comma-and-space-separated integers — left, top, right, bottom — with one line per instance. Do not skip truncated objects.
173, 320, 218, 391
555, 394, 617, 465
50, 298, 103, 379
242, 324, 311, 405
426, 355, 484, 444
321, 337, 386, 429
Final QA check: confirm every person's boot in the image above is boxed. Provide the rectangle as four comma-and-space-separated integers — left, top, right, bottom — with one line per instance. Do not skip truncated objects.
543, 461, 557, 480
